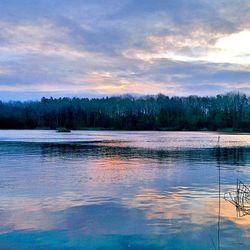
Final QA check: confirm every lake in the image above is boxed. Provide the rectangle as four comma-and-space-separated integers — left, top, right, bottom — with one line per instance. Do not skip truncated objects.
0, 130, 250, 249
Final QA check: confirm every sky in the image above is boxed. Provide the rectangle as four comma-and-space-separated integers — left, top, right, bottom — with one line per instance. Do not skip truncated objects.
0, 0, 249, 100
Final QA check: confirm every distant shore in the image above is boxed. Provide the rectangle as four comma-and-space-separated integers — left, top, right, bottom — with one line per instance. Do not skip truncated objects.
1, 93, 249, 132
1, 127, 249, 134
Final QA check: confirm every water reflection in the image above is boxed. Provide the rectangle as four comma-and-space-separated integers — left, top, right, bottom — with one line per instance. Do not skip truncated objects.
2, 141, 250, 165
0, 131, 250, 249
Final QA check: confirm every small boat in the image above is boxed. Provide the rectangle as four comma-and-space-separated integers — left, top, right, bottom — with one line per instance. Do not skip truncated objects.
56, 127, 71, 133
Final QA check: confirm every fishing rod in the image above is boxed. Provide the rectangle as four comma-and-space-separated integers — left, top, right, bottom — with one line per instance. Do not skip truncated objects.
217, 135, 221, 250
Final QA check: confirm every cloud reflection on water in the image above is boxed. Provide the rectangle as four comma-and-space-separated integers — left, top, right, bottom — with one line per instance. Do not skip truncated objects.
1, 131, 250, 248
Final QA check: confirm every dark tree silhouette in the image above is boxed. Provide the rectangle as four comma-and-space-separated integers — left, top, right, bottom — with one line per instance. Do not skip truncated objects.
0, 92, 249, 131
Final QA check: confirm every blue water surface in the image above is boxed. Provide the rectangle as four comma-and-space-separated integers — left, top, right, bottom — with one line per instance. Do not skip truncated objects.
0, 130, 250, 249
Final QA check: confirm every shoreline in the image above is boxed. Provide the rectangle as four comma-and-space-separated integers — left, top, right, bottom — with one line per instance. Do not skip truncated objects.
0, 128, 250, 134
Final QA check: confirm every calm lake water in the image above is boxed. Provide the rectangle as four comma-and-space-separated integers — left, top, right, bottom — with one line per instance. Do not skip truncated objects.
0, 130, 250, 249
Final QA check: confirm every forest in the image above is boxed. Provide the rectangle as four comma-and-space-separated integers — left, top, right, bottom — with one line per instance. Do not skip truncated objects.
0, 92, 249, 131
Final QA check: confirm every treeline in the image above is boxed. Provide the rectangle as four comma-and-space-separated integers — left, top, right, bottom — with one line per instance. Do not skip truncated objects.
0, 92, 250, 131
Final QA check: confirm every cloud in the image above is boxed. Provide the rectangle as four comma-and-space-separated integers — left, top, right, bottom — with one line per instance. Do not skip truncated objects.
0, 0, 250, 99
0, 21, 92, 59
124, 29, 250, 66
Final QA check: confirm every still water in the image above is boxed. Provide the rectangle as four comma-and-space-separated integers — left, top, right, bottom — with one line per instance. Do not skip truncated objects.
0, 130, 250, 249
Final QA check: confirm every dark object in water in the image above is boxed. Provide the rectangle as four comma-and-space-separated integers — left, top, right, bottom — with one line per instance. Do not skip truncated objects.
56, 128, 71, 133
224, 179, 250, 217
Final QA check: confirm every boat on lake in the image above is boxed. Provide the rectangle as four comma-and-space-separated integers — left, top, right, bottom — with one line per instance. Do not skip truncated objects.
56, 127, 71, 133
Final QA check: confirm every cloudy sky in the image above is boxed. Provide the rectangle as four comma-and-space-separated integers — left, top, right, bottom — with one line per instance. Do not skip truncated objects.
0, 0, 249, 100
